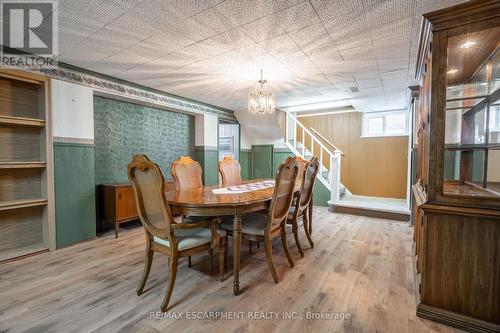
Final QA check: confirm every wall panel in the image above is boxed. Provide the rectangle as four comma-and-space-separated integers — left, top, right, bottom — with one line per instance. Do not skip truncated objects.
299, 112, 408, 198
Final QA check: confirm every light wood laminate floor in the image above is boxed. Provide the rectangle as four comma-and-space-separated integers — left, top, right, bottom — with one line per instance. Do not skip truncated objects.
0, 207, 461, 333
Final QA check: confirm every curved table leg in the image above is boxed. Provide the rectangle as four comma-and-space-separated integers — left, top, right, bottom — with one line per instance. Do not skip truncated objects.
233, 214, 242, 295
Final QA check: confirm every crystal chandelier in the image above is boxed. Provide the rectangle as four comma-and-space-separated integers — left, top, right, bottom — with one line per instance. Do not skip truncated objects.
248, 70, 275, 115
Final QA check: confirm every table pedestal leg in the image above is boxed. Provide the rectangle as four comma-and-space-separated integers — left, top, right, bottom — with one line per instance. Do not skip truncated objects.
233, 214, 242, 295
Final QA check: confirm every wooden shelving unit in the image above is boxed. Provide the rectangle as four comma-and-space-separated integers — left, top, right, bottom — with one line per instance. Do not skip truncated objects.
0, 161, 47, 169
0, 199, 48, 211
0, 115, 45, 127
0, 69, 54, 262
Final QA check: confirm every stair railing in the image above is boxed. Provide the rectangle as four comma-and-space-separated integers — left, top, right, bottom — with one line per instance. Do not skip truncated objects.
284, 112, 343, 203
310, 127, 344, 156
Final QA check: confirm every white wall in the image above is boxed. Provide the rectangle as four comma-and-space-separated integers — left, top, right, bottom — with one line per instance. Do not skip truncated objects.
51, 79, 94, 140
195, 113, 218, 147
236, 111, 283, 149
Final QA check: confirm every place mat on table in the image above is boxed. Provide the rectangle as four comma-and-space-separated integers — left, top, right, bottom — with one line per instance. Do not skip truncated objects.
212, 180, 275, 194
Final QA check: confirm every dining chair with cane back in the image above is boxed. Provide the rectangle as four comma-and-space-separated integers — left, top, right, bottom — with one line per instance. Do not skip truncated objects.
218, 155, 242, 187
171, 156, 212, 267
219, 155, 260, 253
171, 156, 203, 191
128, 154, 227, 311
220, 157, 300, 282
287, 156, 319, 257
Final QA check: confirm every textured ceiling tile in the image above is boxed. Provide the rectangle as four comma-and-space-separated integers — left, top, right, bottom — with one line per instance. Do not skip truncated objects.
277, 2, 322, 33
363, 0, 413, 27
209, 29, 256, 51
87, 49, 151, 76
166, 0, 225, 19
241, 15, 286, 43
63, 27, 141, 61
194, 51, 248, 72
54, 0, 469, 113
287, 23, 327, 50
218, 0, 302, 26
415, 0, 468, 16
58, 0, 140, 26
188, 6, 236, 37
310, 0, 364, 22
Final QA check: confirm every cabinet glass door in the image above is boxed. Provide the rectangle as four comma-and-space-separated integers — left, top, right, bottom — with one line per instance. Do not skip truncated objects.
443, 24, 500, 197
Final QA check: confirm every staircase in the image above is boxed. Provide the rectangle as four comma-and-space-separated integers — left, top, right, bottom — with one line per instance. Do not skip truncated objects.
282, 111, 349, 203
281, 111, 409, 221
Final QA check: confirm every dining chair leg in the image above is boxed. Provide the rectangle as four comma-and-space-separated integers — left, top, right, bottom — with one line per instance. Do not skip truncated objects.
308, 203, 313, 235
209, 248, 214, 272
161, 254, 179, 312
292, 220, 304, 257
188, 256, 192, 268
281, 226, 294, 268
219, 236, 227, 281
264, 237, 279, 283
248, 240, 252, 254
303, 208, 314, 248
137, 245, 154, 296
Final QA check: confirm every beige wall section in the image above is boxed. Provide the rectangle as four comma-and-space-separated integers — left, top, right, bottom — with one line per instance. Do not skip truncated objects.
298, 112, 408, 199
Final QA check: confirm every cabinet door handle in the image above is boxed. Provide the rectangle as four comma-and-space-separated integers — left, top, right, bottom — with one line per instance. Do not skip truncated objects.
118, 193, 121, 199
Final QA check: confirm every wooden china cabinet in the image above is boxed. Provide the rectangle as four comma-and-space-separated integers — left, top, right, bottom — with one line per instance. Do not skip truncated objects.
413, 1, 500, 332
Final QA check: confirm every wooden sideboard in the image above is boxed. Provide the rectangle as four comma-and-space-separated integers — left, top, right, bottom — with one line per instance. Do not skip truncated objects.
98, 180, 175, 238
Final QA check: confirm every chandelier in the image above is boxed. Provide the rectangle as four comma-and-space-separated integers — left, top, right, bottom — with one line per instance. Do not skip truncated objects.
248, 70, 275, 115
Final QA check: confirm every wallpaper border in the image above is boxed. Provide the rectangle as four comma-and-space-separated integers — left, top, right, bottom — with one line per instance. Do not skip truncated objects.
27, 64, 237, 122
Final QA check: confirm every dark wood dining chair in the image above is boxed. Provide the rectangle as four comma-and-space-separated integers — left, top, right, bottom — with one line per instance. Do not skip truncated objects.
128, 154, 227, 311
171, 156, 203, 190
220, 156, 300, 282
218, 155, 242, 187
287, 156, 319, 257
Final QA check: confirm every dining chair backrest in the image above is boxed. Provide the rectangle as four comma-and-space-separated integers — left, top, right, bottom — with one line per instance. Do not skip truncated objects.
295, 156, 307, 187
219, 155, 242, 187
171, 156, 203, 191
128, 154, 173, 241
268, 157, 300, 231
298, 157, 320, 212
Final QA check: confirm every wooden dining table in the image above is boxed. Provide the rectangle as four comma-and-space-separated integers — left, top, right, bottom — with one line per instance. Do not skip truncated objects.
165, 180, 275, 296
165, 179, 312, 296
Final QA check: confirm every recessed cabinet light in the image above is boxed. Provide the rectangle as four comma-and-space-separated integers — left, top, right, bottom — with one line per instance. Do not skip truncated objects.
460, 41, 477, 48
447, 69, 459, 74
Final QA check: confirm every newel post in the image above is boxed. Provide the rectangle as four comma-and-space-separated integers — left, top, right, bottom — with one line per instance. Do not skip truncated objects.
329, 152, 342, 203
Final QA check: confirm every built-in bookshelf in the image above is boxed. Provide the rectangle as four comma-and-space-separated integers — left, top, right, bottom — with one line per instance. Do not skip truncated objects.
0, 70, 54, 261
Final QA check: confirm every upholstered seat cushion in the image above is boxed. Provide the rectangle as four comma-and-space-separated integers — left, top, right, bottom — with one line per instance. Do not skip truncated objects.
220, 213, 268, 236
153, 228, 226, 250
287, 205, 298, 220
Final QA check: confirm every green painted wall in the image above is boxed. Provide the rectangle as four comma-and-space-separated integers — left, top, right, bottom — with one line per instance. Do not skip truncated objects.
239, 149, 252, 180
273, 148, 292, 176
54, 142, 96, 247
251, 145, 274, 179
93, 96, 194, 184
194, 146, 219, 186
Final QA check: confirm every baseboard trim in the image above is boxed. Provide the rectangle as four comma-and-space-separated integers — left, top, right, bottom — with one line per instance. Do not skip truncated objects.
328, 204, 410, 221
417, 304, 500, 333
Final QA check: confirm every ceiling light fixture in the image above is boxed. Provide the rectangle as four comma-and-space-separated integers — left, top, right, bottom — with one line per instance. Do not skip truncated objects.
460, 41, 477, 48
447, 69, 459, 74
248, 69, 275, 115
